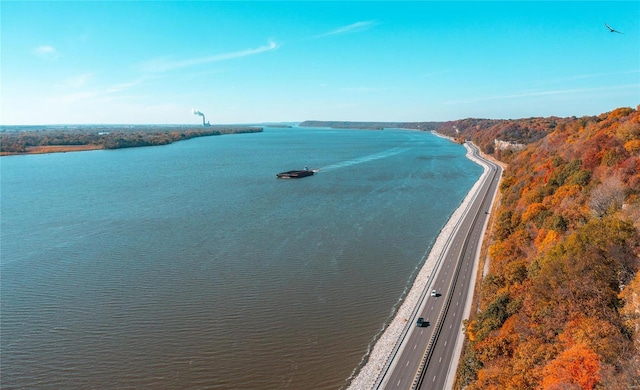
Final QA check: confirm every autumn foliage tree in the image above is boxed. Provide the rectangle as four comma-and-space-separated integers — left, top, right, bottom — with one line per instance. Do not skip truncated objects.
541, 343, 601, 390
456, 106, 640, 389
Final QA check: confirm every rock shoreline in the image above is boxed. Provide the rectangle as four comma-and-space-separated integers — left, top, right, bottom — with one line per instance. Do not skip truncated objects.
345, 137, 490, 389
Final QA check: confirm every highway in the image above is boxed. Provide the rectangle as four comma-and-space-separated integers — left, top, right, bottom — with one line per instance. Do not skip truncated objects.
378, 142, 502, 390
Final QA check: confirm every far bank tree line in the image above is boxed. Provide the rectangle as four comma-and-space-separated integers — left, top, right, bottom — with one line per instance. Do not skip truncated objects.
299, 117, 572, 154
0, 126, 262, 154
4, 117, 586, 156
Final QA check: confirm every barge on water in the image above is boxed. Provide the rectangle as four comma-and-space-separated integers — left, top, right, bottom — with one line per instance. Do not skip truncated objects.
276, 168, 317, 179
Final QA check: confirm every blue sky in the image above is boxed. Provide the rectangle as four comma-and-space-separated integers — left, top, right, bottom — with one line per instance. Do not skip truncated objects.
1, 1, 638, 125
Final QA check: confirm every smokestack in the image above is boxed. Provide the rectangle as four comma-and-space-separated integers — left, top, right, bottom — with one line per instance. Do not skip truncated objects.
192, 108, 209, 126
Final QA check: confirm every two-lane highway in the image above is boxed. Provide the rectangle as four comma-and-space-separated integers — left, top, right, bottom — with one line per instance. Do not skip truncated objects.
379, 143, 502, 390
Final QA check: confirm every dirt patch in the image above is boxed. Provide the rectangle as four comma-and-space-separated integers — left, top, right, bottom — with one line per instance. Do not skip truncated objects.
20, 145, 104, 155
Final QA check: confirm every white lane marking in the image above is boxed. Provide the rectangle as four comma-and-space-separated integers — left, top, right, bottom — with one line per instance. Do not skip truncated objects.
397, 379, 402, 386
433, 375, 436, 382
444, 340, 447, 346
406, 360, 410, 367
414, 344, 417, 350
439, 356, 442, 363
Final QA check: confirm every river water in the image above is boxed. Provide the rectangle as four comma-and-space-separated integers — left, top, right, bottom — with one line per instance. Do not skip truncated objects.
0, 126, 482, 389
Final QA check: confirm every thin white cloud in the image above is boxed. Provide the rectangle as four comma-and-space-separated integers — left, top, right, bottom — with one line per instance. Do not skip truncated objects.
51, 75, 156, 106
446, 84, 640, 105
55, 72, 142, 93
537, 70, 640, 85
106, 78, 146, 93
570, 70, 639, 80
317, 21, 377, 38
34, 45, 59, 58
182, 68, 226, 81
53, 91, 100, 105
61, 72, 97, 89
142, 40, 279, 73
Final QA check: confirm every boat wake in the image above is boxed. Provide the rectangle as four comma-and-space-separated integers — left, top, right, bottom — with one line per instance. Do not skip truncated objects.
320, 147, 410, 172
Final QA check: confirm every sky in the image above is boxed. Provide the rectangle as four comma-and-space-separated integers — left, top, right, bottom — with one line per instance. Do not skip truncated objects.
1, 1, 639, 125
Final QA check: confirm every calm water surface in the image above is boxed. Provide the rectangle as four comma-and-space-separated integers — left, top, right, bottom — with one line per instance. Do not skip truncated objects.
1, 127, 482, 389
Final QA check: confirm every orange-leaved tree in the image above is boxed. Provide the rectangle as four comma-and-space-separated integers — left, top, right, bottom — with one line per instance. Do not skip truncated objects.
541, 343, 601, 390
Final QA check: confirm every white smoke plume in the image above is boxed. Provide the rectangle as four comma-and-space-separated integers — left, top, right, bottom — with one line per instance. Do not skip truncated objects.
192, 108, 205, 117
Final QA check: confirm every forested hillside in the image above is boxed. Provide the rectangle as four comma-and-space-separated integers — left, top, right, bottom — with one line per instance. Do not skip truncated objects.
437, 116, 577, 158
456, 106, 640, 389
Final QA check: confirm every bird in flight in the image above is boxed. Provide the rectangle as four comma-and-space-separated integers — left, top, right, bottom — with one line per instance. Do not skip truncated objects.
605, 23, 624, 34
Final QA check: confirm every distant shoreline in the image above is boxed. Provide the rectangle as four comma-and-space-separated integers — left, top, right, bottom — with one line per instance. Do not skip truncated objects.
0, 125, 447, 157
298, 120, 441, 131
0, 126, 263, 156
